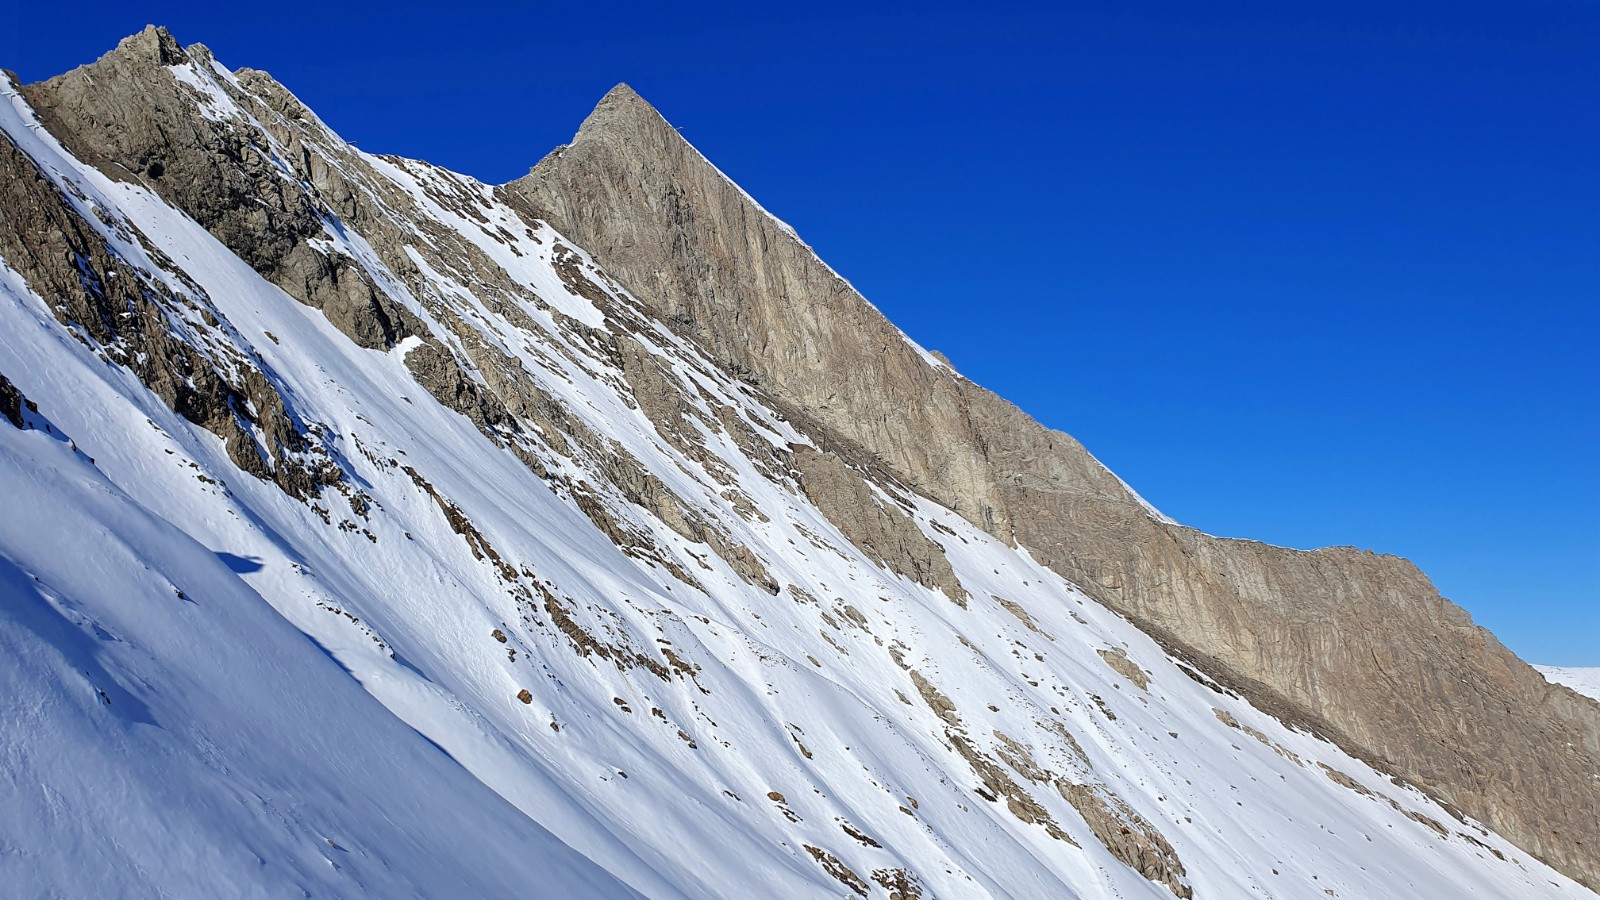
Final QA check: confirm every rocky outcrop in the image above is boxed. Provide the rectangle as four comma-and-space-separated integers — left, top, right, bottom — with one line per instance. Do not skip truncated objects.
1097, 647, 1151, 691
903, 666, 1076, 844
0, 372, 29, 429
22, 27, 417, 350
790, 444, 967, 603
506, 84, 1600, 889
0, 115, 340, 499
16, 30, 792, 601
1057, 782, 1191, 899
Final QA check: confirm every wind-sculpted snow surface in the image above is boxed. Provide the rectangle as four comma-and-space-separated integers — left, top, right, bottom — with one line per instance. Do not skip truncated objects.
0, 27, 1594, 899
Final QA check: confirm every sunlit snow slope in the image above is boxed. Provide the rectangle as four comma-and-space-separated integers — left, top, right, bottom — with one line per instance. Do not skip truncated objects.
0, 31, 1592, 899
1540, 668, 1600, 703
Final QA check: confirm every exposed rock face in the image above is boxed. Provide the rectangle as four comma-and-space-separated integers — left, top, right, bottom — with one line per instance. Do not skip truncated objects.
790, 444, 967, 603
0, 109, 340, 498
1097, 647, 1151, 691
0, 372, 31, 428
507, 84, 1600, 889
16, 29, 786, 599
1057, 782, 1191, 899
22, 27, 417, 351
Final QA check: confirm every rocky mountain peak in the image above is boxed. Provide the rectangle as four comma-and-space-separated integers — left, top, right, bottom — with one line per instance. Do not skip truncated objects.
520, 83, 677, 185
57, 24, 206, 78
507, 68, 1600, 892
587, 83, 657, 124
572, 83, 674, 145
1, 28, 1596, 898
117, 24, 188, 66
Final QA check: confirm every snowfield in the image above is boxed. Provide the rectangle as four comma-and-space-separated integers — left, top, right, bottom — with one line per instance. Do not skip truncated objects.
0, 43, 1594, 900
1538, 667, 1600, 704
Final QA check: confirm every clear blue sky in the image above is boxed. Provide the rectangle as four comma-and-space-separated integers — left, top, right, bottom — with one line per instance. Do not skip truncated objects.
10, 1, 1597, 664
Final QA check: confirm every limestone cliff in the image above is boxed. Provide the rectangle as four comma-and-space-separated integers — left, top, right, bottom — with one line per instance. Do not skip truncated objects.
506, 84, 1600, 889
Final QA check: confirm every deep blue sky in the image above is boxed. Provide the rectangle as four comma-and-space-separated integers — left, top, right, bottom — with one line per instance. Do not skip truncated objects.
10, 2, 1597, 664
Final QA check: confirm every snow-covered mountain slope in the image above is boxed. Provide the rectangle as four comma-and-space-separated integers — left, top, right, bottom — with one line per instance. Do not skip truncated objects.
0, 28, 1594, 899
0, 385, 642, 899
1540, 668, 1600, 703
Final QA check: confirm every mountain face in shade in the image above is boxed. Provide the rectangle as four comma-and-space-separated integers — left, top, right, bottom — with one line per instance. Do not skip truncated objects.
0, 26, 1595, 898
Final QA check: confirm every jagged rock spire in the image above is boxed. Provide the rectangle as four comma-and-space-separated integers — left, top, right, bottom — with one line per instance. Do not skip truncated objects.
81, 25, 190, 71
116, 25, 188, 65
585, 83, 657, 124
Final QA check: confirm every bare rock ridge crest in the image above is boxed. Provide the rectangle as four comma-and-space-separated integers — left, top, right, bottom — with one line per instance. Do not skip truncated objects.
2, 25, 1595, 894
506, 82, 1600, 889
